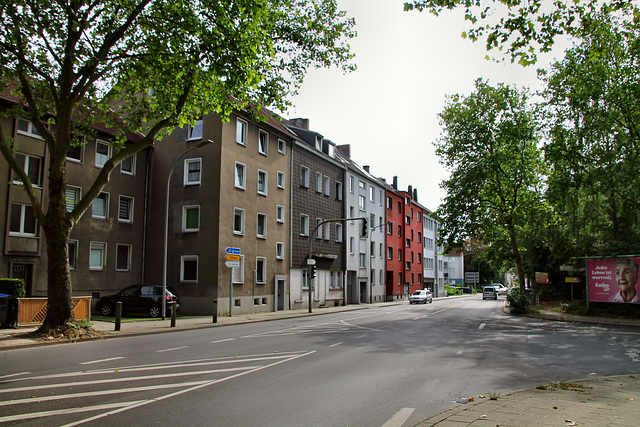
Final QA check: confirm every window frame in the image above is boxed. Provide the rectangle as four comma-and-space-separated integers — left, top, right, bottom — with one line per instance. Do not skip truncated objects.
95, 140, 111, 168
276, 205, 285, 223
184, 158, 202, 186
118, 195, 134, 223
68, 240, 78, 270
256, 257, 267, 284
236, 118, 247, 146
277, 171, 285, 189
324, 176, 330, 196
300, 166, 310, 188
276, 242, 284, 260
13, 153, 43, 187
277, 138, 286, 154
232, 255, 245, 283
116, 243, 132, 271
92, 192, 109, 219
121, 154, 135, 175
316, 172, 322, 193
182, 205, 200, 233
9, 203, 37, 237
300, 214, 309, 236
180, 255, 199, 282
258, 129, 268, 156
187, 119, 203, 140
233, 207, 245, 235
235, 162, 246, 190
257, 169, 268, 196
65, 186, 82, 213
257, 212, 267, 239
89, 242, 106, 271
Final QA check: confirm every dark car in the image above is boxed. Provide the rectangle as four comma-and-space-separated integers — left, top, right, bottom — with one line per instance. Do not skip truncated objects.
95, 284, 180, 318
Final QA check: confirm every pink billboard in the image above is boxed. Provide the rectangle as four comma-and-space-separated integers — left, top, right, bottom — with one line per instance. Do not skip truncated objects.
588, 257, 640, 303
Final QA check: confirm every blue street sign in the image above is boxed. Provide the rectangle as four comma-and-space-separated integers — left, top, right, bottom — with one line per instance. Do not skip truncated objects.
225, 247, 240, 255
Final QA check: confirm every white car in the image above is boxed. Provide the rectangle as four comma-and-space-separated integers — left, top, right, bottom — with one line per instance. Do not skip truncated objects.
409, 289, 433, 304
491, 284, 507, 295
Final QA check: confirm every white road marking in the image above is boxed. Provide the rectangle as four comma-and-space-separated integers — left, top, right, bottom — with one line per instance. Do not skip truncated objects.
80, 357, 124, 365
156, 346, 188, 353
478, 322, 486, 330
0, 401, 147, 423
381, 407, 415, 427
329, 342, 343, 347
210, 338, 236, 343
0, 372, 29, 379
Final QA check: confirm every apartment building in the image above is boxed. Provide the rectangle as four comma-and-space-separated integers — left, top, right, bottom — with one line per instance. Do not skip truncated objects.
287, 119, 346, 309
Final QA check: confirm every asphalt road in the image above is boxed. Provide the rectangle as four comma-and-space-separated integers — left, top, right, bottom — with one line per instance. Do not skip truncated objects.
1, 295, 639, 426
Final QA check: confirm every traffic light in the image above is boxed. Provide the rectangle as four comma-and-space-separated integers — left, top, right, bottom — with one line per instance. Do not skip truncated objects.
310, 265, 316, 279
361, 218, 368, 237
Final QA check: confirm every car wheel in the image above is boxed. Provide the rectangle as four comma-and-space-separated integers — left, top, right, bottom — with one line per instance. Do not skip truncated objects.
98, 303, 114, 316
149, 305, 161, 318
494, 296, 497, 300
429, 299, 433, 303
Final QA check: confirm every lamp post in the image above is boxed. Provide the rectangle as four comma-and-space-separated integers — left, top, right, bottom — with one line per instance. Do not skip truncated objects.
163, 139, 214, 319
369, 221, 393, 304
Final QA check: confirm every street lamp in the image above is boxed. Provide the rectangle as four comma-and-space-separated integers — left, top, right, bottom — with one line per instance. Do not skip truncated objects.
163, 139, 214, 319
369, 221, 393, 304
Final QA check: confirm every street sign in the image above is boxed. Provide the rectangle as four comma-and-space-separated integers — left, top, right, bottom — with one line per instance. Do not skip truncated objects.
225, 260, 240, 268
535, 272, 549, 284
465, 272, 479, 283
226, 254, 240, 261
565, 277, 582, 283
225, 247, 240, 255
307, 258, 316, 266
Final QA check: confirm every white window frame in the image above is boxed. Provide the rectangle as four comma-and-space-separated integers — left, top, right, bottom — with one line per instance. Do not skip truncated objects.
300, 166, 310, 188
9, 203, 37, 237
300, 214, 309, 236
256, 257, 267, 284
236, 118, 247, 145
324, 222, 330, 240
336, 223, 343, 242
324, 176, 330, 196
116, 243, 132, 272
278, 138, 286, 154
181, 255, 199, 282
184, 158, 202, 186
258, 130, 268, 156
92, 192, 109, 219
235, 162, 246, 190
233, 207, 245, 235
13, 153, 42, 187
257, 170, 268, 196
121, 154, 135, 175
336, 181, 343, 201
315, 218, 322, 239
118, 195, 134, 223
66, 142, 84, 163
232, 255, 245, 283
316, 172, 322, 193
276, 205, 285, 223
68, 240, 78, 270
65, 186, 81, 213
358, 195, 366, 211
277, 171, 285, 189
182, 205, 200, 232
370, 186, 375, 202
276, 242, 284, 260
89, 242, 106, 271
257, 213, 267, 239
95, 140, 111, 168
349, 237, 354, 255
16, 118, 43, 139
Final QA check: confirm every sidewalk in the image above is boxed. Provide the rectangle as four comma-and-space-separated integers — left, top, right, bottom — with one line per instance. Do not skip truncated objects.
1, 301, 639, 427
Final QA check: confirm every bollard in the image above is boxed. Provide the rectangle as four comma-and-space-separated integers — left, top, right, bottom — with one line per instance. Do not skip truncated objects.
170, 302, 176, 327
115, 301, 122, 331
212, 298, 218, 323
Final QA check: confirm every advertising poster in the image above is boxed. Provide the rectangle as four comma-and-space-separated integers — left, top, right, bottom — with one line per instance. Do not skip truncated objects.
588, 257, 640, 303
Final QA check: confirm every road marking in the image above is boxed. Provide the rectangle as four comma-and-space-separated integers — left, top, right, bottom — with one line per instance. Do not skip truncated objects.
0, 401, 147, 423
0, 372, 29, 379
156, 346, 188, 353
478, 323, 486, 330
80, 357, 124, 365
356, 334, 369, 339
381, 407, 415, 427
329, 342, 343, 347
210, 338, 236, 344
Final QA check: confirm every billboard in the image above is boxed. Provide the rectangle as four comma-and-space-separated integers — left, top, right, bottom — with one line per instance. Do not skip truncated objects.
588, 257, 640, 303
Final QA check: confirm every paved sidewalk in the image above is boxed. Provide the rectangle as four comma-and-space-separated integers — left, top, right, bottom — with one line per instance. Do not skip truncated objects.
1, 301, 639, 427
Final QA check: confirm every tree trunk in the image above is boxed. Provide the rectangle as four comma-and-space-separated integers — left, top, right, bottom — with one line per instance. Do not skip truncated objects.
38, 157, 75, 333
506, 219, 526, 294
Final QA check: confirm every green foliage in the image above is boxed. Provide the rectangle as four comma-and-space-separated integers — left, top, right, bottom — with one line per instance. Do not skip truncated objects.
506, 287, 531, 314
444, 285, 462, 296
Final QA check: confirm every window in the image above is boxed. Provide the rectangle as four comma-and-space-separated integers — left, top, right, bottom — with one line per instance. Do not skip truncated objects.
324, 222, 330, 240
336, 223, 343, 242
398, 249, 402, 261
14, 153, 42, 186
90, 242, 106, 270
380, 243, 383, 258
336, 181, 343, 201
258, 130, 268, 155
406, 238, 411, 248
359, 180, 365, 190
358, 195, 365, 211
371, 269, 375, 285
324, 176, 330, 196
302, 269, 309, 289
316, 172, 322, 193
65, 186, 81, 213
387, 222, 392, 234
370, 186, 375, 202
276, 205, 285, 223
234, 208, 245, 235
388, 247, 392, 260
278, 139, 286, 154
359, 253, 366, 268
398, 201, 401, 213
257, 170, 268, 196
184, 158, 202, 185
68, 240, 78, 270
276, 242, 284, 260
183, 206, 200, 232
406, 261, 411, 270
349, 237, 354, 255
116, 244, 131, 271
121, 154, 135, 175
92, 192, 109, 219
95, 140, 111, 167
235, 162, 246, 189
300, 166, 309, 188
406, 215, 411, 225
236, 118, 247, 145
316, 218, 322, 239
277, 171, 285, 189
300, 215, 309, 236
118, 196, 134, 223
256, 257, 266, 284
187, 119, 203, 140
232, 255, 245, 283
398, 225, 401, 237
418, 253, 422, 264
67, 144, 83, 162
387, 196, 392, 209
9, 203, 37, 236
349, 176, 354, 193
257, 213, 267, 238
17, 118, 43, 138
379, 190, 383, 206
181, 255, 198, 282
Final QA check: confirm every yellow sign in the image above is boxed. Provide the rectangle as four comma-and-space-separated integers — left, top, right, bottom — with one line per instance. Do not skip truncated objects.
226, 254, 240, 261
565, 277, 581, 283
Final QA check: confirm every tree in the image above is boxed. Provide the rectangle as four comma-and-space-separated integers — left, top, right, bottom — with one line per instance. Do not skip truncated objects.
0, 0, 355, 333
403, 0, 636, 65
542, 3, 640, 257
435, 79, 548, 292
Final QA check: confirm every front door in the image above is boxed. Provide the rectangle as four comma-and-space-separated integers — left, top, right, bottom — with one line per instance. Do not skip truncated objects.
11, 263, 34, 295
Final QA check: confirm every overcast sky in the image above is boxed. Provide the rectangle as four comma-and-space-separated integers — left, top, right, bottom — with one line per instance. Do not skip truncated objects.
286, 0, 568, 212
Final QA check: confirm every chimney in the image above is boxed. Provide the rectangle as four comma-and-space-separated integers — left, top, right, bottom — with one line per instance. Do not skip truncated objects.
289, 118, 309, 130
413, 188, 418, 202
408, 185, 413, 199
392, 176, 398, 190
363, 165, 370, 173
337, 144, 351, 157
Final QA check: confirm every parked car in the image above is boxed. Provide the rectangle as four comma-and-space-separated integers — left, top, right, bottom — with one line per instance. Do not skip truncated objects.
409, 289, 433, 304
95, 284, 180, 318
491, 284, 507, 295
482, 286, 498, 300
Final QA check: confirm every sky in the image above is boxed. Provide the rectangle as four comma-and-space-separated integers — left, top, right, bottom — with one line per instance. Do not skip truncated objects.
286, 0, 569, 212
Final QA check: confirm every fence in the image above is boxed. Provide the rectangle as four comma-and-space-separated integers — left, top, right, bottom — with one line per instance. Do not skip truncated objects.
17, 297, 91, 326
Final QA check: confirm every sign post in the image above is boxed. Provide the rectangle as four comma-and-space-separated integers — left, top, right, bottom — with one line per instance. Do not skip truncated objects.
225, 247, 241, 317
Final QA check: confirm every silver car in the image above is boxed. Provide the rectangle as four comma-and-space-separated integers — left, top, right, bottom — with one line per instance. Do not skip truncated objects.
409, 289, 433, 304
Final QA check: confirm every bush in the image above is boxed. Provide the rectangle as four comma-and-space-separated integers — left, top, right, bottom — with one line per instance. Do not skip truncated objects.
445, 285, 462, 296
0, 278, 26, 328
506, 287, 531, 314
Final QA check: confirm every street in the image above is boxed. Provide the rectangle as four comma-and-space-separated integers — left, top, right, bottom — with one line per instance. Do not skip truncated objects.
1, 295, 639, 426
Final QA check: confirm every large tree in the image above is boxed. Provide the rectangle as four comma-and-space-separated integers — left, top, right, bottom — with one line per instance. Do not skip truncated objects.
0, 0, 355, 332
542, 2, 640, 256
404, 0, 635, 66
435, 79, 549, 292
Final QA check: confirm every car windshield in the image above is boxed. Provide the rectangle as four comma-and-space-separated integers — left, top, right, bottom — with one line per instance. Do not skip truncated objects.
412, 291, 425, 295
